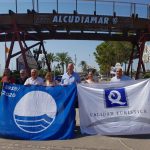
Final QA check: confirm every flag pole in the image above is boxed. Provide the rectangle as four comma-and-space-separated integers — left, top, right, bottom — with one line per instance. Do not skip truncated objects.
5, 42, 7, 63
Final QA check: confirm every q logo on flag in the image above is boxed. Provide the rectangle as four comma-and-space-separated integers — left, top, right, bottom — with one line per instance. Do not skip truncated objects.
105, 88, 128, 108
13, 91, 57, 133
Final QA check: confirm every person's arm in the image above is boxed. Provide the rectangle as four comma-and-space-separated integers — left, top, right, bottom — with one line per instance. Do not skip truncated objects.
76, 73, 81, 83
110, 77, 115, 82
24, 78, 30, 85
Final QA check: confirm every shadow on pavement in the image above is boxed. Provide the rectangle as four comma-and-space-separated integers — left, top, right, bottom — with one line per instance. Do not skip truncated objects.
74, 126, 150, 140
108, 134, 150, 139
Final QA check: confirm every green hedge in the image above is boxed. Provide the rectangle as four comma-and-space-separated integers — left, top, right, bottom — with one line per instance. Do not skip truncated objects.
143, 72, 150, 79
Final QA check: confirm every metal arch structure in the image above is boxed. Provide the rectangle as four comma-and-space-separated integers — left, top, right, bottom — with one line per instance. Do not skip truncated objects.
0, 1, 150, 78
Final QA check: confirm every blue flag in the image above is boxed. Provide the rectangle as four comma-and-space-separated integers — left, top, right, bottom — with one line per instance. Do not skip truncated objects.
0, 83, 77, 140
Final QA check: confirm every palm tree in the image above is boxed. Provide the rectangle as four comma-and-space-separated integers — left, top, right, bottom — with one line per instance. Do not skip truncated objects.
46, 53, 56, 70
79, 60, 88, 72
55, 52, 72, 74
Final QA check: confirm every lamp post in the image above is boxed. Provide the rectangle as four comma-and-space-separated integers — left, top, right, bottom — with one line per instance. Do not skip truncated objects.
74, 54, 77, 72
53, 65, 56, 79
0, 64, 1, 76
131, 60, 133, 78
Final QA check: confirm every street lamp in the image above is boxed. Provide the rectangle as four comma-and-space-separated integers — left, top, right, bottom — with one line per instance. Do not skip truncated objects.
74, 54, 77, 72
53, 65, 56, 79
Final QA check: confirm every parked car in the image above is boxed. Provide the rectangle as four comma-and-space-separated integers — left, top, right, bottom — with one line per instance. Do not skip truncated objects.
55, 75, 62, 82
100, 75, 109, 81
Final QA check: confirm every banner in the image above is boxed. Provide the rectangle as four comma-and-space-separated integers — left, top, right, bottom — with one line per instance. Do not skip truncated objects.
77, 79, 150, 135
0, 83, 77, 140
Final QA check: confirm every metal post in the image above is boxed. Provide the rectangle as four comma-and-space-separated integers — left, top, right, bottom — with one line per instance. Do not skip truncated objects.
148, 4, 150, 19
75, 54, 77, 72
54, 65, 56, 79
131, 60, 133, 78
127, 43, 135, 76
57, 0, 58, 13
37, 0, 39, 12
95, 0, 96, 13
17, 33, 30, 75
76, 0, 77, 12
41, 41, 51, 72
32, 0, 35, 10
130, 3, 133, 16
136, 38, 146, 79
113, 1, 115, 15
0, 64, 1, 76
5, 35, 15, 69
134, 3, 136, 15
15, 0, 18, 13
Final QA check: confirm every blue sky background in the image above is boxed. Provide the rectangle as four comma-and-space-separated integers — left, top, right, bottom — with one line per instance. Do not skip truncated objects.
0, 0, 150, 75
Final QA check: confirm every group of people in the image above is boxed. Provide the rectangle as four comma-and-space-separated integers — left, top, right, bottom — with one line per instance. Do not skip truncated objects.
1, 63, 132, 88
1, 63, 81, 87
84, 67, 132, 83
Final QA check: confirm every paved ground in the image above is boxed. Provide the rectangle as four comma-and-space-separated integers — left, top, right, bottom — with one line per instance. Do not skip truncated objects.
0, 109, 150, 150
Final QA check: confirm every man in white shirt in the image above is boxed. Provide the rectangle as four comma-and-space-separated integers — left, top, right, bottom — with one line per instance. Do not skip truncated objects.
111, 67, 132, 82
24, 69, 44, 85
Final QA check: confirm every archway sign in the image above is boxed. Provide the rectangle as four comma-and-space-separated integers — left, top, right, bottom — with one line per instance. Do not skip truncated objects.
0, 0, 150, 78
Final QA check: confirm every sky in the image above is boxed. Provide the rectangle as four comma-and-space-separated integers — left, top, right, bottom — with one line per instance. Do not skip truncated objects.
0, 0, 150, 75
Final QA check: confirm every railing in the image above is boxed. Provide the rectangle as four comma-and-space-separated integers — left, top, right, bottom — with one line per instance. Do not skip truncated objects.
0, 0, 149, 19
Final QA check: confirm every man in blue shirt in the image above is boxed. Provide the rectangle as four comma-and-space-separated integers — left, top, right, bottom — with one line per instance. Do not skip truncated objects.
111, 67, 132, 82
61, 63, 81, 85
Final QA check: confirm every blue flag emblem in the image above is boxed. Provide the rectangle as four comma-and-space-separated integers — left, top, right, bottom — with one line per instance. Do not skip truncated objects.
105, 88, 128, 108
14, 91, 57, 133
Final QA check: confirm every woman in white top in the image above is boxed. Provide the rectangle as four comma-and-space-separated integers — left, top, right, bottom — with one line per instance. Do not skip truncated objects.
44, 72, 56, 87
84, 71, 96, 84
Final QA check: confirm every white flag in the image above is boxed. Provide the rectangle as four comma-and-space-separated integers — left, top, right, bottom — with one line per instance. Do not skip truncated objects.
77, 79, 150, 135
